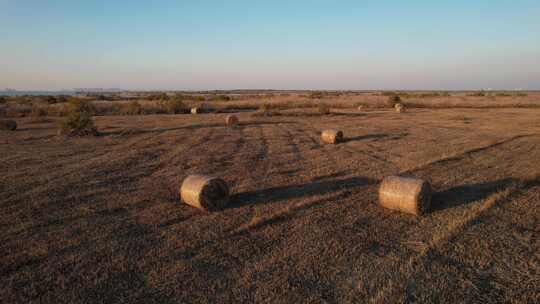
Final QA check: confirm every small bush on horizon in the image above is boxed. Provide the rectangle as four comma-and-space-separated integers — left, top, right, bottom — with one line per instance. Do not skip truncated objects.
387, 95, 401, 107
158, 97, 186, 114
30, 105, 48, 118
467, 90, 487, 97
124, 101, 143, 115
255, 103, 281, 117
309, 91, 324, 99
211, 94, 232, 101
318, 103, 330, 115
59, 99, 97, 136
67, 99, 96, 115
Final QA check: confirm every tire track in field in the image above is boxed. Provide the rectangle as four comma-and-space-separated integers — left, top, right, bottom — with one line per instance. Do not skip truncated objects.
0, 132, 160, 205
1, 125, 217, 245
342, 145, 398, 171
156, 124, 273, 259
165, 122, 358, 264
290, 122, 322, 150
290, 121, 355, 175
272, 122, 304, 163
1, 127, 169, 189
131, 125, 246, 212
225, 121, 362, 236
1, 128, 218, 234
400, 134, 537, 175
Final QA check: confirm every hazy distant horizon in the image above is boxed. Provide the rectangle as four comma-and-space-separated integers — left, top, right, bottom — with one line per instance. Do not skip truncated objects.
2, 1, 539, 90
2, 88, 538, 96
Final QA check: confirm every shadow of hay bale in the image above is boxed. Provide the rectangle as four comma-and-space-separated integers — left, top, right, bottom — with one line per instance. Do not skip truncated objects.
345, 133, 389, 142
229, 176, 377, 209
431, 178, 515, 212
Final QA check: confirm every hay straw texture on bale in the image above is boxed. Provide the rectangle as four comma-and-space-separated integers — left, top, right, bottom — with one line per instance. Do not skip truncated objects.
378, 176, 432, 216
191, 107, 200, 114
321, 130, 344, 144
395, 103, 405, 113
180, 175, 230, 211
226, 115, 239, 126
0, 120, 17, 131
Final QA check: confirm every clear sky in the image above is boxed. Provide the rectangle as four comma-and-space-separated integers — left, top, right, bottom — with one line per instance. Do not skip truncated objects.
1, 0, 539, 90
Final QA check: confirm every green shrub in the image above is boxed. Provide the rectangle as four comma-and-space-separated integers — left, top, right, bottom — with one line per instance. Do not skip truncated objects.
59, 99, 97, 136
60, 111, 96, 135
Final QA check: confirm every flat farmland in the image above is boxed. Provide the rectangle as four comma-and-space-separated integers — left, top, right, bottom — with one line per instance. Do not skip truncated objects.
1, 107, 539, 303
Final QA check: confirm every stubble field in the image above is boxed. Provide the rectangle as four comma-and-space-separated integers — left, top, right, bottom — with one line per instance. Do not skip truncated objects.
1, 106, 539, 303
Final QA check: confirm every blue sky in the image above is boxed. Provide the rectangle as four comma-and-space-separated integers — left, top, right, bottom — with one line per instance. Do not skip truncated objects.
1, 0, 539, 90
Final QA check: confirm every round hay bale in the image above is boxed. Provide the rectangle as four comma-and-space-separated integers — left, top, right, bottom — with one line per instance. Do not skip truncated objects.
0, 119, 17, 131
191, 107, 200, 114
378, 176, 432, 216
180, 175, 229, 211
357, 105, 364, 111
226, 114, 239, 126
321, 129, 343, 144
395, 103, 405, 113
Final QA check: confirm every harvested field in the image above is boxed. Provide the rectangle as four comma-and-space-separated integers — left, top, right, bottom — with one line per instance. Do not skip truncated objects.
1, 107, 539, 303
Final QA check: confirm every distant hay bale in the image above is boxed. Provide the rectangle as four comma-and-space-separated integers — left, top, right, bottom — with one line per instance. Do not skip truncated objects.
357, 105, 364, 111
191, 107, 200, 114
180, 175, 229, 211
321, 129, 343, 144
0, 119, 17, 131
226, 114, 239, 126
395, 103, 405, 113
378, 176, 432, 216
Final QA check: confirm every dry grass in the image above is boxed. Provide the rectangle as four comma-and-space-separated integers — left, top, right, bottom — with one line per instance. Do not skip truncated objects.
3, 92, 540, 119
1, 106, 539, 303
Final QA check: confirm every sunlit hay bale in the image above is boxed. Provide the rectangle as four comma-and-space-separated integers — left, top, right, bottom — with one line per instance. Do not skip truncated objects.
378, 176, 432, 216
321, 129, 343, 144
0, 119, 17, 131
226, 114, 239, 126
180, 175, 229, 211
394, 103, 405, 113
191, 107, 200, 114
357, 105, 364, 111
